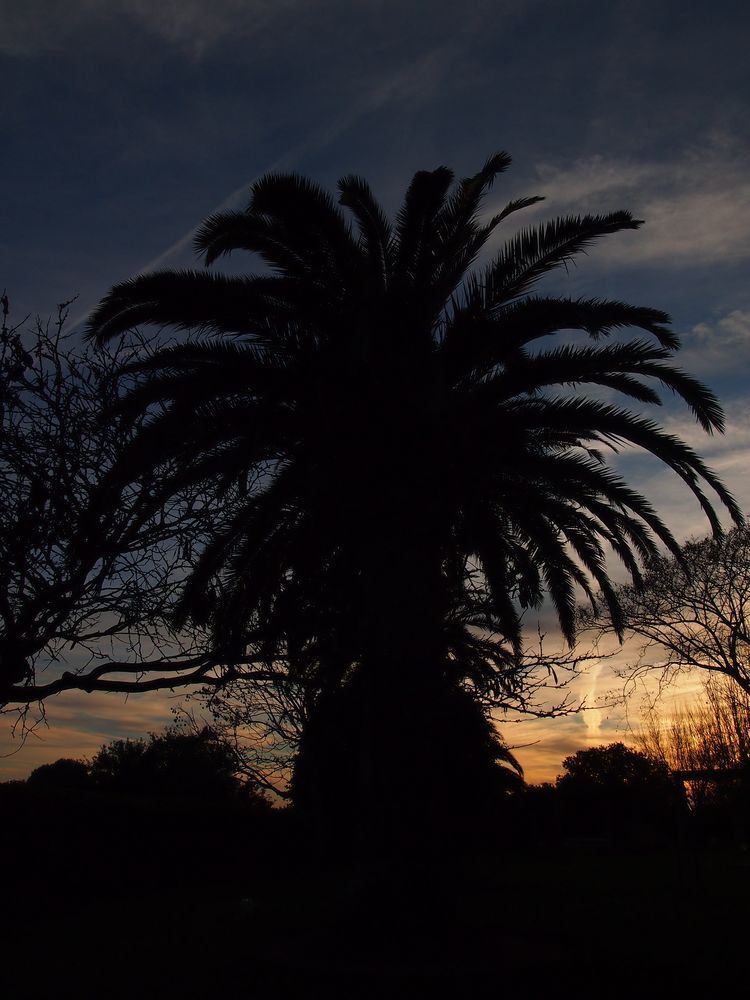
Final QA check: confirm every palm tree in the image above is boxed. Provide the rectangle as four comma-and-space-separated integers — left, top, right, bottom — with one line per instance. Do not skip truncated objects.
88, 153, 741, 844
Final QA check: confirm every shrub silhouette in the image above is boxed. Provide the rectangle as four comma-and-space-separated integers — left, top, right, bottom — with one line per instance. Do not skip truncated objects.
556, 742, 686, 842
27, 757, 90, 791
89, 724, 261, 802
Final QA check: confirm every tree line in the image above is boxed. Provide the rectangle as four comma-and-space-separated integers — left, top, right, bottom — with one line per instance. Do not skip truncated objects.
7, 720, 750, 867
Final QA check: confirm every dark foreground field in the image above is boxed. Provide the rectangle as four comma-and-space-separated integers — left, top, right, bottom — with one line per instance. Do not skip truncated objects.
3, 787, 749, 996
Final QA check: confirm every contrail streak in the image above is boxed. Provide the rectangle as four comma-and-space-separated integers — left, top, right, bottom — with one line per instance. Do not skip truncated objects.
68, 86, 401, 332
67, 42, 457, 332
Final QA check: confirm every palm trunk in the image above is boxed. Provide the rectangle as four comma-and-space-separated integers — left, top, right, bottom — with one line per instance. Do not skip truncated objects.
354, 528, 450, 865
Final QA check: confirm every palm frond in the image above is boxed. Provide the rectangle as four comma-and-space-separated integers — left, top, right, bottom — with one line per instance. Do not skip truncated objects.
86, 271, 292, 344
442, 296, 677, 383
194, 210, 307, 274
485, 213, 642, 306
429, 153, 519, 294
248, 172, 359, 281
338, 174, 393, 288
393, 166, 454, 286
85, 151, 740, 705
518, 397, 742, 528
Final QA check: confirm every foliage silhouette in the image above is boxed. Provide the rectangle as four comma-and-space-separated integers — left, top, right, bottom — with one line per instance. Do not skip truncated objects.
26, 757, 90, 791
192, 627, 596, 803
556, 742, 686, 841
558, 741, 673, 788
86, 151, 740, 842
88, 722, 266, 802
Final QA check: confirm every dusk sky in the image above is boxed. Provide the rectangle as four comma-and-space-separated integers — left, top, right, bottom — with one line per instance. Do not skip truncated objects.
2, 0, 748, 783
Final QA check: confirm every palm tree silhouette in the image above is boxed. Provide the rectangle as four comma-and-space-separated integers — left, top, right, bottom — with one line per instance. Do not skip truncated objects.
88, 153, 740, 844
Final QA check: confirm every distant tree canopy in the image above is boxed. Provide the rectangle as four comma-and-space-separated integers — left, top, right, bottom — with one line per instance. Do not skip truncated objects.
23, 723, 269, 803
557, 742, 674, 791
88, 723, 265, 801
27, 757, 90, 791
556, 743, 686, 840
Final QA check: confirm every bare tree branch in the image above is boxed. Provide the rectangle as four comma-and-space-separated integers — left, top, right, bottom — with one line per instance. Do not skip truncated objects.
0, 299, 253, 709
582, 525, 750, 697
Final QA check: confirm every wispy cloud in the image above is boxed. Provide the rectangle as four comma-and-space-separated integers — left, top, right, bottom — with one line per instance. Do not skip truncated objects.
67, 37, 460, 331
519, 137, 750, 268
0, 0, 297, 57
122, 0, 296, 54
607, 397, 750, 545
0, 0, 516, 61
682, 310, 750, 374
0, 689, 179, 780
142, 47, 455, 269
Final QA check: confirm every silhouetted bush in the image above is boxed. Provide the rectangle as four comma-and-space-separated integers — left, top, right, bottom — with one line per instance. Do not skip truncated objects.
89, 723, 267, 804
0, 729, 300, 902
507, 782, 562, 847
27, 757, 90, 790
556, 742, 687, 844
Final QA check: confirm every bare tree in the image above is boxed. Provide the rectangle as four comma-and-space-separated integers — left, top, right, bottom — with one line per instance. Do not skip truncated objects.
0, 297, 282, 720
194, 677, 310, 799
582, 526, 750, 698
635, 675, 750, 808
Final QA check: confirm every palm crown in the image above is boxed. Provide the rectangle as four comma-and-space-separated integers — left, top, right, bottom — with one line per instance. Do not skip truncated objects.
88, 152, 740, 705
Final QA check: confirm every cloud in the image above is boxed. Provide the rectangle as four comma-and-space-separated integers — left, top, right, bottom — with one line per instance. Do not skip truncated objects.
681, 309, 750, 375
520, 138, 750, 268
661, 396, 750, 459
0, 0, 505, 60
0, 0, 297, 57
0, 1, 85, 55
501, 710, 633, 784
605, 397, 750, 550
122, 0, 294, 53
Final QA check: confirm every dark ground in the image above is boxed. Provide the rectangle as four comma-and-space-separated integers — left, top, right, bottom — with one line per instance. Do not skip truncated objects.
4, 848, 749, 995
3, 785, 749, 996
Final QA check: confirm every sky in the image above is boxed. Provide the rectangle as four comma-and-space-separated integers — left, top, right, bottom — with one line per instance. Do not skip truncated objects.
1, 0, 749, 783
